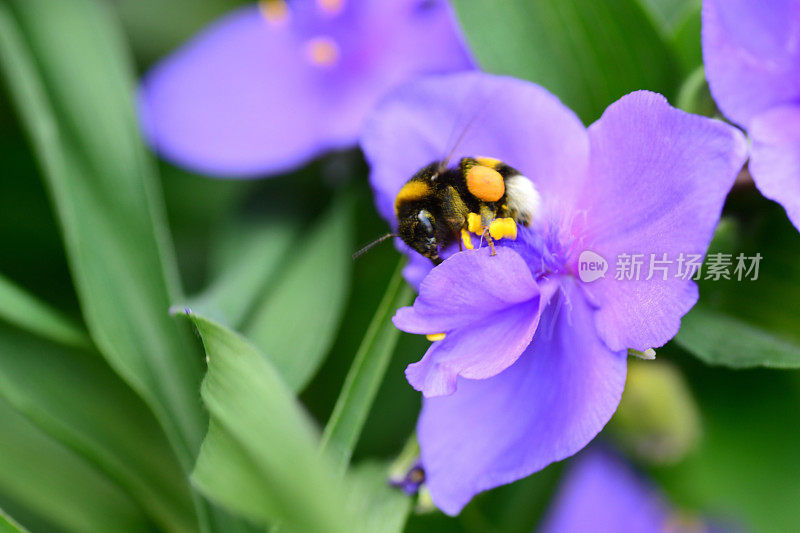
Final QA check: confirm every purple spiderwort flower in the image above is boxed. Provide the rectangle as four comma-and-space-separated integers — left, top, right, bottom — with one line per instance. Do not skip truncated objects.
539, 449, 671, 533
361, 72, 747, 514
703, 0, 800, 231
138, 0, 472, 178
540, 448, 742, 533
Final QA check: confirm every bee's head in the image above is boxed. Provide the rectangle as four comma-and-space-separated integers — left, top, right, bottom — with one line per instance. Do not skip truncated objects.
399, 209, 441, 264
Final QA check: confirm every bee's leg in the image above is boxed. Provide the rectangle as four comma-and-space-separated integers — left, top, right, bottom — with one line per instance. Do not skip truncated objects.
479, 205, 495, 230
481, 228, 497, 256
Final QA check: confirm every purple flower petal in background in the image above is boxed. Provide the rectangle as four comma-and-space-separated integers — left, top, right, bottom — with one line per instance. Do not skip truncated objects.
539, 449, 670, 533
540, 448, 743, 533
139, 0, 472, 177
361, 72, 747, 514
703, 0, 800, 230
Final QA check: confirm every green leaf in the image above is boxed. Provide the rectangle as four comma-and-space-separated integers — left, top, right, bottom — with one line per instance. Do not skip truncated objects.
0, 398, 151, 532
0, 272, 90, 349
0, 323, 196, 533
243, 195, 354, 391
0, 0, 205, 466
344, 462, 412, 533
187, 214, 301, 329
676, 307, 800, 368
675, 67, 716, 117
321, 261, 414, 469
670, 5, 703, 74
636, 0, 699, 34
0, 508, 28, 533
186, 312, 351, 533
676, 210, 800, 368
452, 0, 679, 123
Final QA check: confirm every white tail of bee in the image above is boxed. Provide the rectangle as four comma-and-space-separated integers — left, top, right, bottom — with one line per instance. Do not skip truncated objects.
505, 174, 542, 226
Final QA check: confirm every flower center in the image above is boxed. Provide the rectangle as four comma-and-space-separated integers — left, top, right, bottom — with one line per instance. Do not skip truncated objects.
258, 0, 290, 25
305, 36, 340, 67
317, 0, 345, 15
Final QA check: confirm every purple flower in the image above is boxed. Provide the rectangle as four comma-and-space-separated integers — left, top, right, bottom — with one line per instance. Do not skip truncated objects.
138, 0, 472, 177
539, 449, 670, 533
703, 0, 800, 231
361, 72, 747, 514
540, 448, 744, 533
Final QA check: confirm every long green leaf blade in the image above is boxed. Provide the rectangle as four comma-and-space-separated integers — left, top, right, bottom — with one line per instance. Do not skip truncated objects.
676, 212, 800, 368
0, 323, 196, 532
0, 0, 204, 465
187, 312, 351, 533
244, 195, 354, 391
0, 272, 90, 349
0, 398, 151, 533
676, 307, 800, 368
321, 261, 414, 469
0, 508, 28, 533
344, 463, 412, 533
452, 0, 679, 123
187, 215, 300, 329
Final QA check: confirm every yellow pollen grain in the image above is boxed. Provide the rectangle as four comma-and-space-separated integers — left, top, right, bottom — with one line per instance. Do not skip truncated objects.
317, 0, 345, 14
306, 37, 340, 67
475, 156, 502, 168
426, 333, 446, 341
489, 218, 517, 240
467, 212, 483, 234
461, 228, 474, 250
258, 0, 289, 25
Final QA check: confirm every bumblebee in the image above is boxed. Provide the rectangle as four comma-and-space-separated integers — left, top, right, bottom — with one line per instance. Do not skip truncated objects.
394, 157, 541, 264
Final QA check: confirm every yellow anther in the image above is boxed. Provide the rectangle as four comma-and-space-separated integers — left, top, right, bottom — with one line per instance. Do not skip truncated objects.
489, 218, 518, 240
426, 333, 446, 341
317, 0, 345, 14
461, 228, 474, 250
259, 0, 289, 24
306, 36, 340, 67
467, 212, 483, 235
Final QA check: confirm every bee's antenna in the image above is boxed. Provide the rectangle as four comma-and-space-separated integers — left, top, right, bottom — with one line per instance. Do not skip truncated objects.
436, 84, 502, 174
353, 233, 397, 260
438, 112, 481, 173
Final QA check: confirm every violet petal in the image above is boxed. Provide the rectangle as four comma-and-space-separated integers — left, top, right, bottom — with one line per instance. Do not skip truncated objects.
577, 91, 747, 352
417, 280, 627, 515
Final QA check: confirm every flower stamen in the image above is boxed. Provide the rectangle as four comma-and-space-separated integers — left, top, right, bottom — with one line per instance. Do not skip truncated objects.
426, 333, 446, 341
628, 348, 656, 360
306, 36, 340, 67
258, 0, 289, 25
317, 0, 345, 15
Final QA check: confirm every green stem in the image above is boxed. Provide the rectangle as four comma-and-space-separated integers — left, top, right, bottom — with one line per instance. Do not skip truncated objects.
321, 259, 413, 470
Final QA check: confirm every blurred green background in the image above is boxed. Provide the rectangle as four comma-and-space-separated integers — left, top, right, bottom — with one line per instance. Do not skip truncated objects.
0, 0, 799, 532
